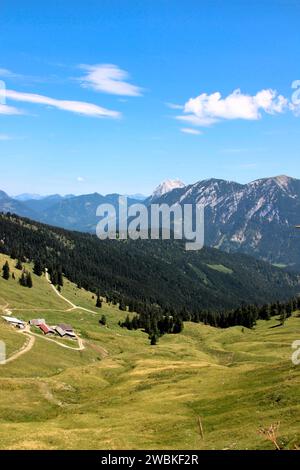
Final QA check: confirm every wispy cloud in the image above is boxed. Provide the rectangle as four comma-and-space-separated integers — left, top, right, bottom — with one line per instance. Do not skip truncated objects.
0, 68, 22, 79
290, 80, 300, 116
166, 102, 184, 110
175, 88, 289, 128
0, 103, 24, 115
180, 127, 203, 135
0, 67, 65, 85
79, 64, 143, 96
3, 89, 121, 118
77, 176, 85, 182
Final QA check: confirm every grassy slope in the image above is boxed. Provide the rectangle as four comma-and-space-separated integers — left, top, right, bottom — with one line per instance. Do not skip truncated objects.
0, 253, 299, 450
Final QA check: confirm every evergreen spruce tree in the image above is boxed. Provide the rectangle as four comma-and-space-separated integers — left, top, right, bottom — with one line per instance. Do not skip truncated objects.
10, 248, 17, 260
279, 310, 287, 326
33, 260, 43, 276
260, 304, 271, 320
2, 261, 10, 280
119, 301, 126, 311
99, 315, 107, 326
270, 303, 278, 317
150, 334, 158, 345
96, 294, 102, 308
131, 315, 139, 329
50, 271, 58, 286
172, 316, 184, 334
15, 259, 23, 270
57, 270, 64, 287
286, 302, 293, 318
19, 272, 27, 287
124, 314, 132, 329
27, 272, 33, 288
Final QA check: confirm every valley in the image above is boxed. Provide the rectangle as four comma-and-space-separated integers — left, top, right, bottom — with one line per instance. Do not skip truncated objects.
2, 175, 300, 270
0, 253, 300, 450
1, 0, 299, 455
1, 213, 298, 316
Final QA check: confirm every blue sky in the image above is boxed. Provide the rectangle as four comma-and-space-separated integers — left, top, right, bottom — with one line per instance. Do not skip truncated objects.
0, 0, 299, 196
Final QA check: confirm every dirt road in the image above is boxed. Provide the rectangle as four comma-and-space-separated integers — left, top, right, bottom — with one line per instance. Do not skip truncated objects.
45, 270, 98, 314
5, 330, 35, 364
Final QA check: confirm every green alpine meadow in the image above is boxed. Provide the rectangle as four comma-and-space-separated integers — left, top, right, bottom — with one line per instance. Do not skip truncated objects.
1, 0, 300, 456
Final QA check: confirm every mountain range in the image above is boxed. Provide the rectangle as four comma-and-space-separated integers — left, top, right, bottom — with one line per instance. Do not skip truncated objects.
1, 175, 300, 270
1, 212, 299, 312
150, 175, 300, 270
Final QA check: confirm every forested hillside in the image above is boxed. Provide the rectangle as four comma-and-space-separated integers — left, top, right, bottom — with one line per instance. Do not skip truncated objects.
0, 213, 299, 317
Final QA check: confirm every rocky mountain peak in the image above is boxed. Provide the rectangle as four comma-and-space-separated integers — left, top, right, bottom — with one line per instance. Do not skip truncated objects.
151, 179, 186, 198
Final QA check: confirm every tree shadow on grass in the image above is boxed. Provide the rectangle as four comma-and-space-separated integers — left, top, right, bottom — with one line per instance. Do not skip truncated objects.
269, 323, 283, 329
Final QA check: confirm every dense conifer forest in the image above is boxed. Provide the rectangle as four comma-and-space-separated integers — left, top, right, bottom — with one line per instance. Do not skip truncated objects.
0, 212, 299, 343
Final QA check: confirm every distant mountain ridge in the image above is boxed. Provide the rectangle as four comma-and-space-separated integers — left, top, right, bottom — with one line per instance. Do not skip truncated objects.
25, 193, 141, 232
1, 212, 299, 312
14, 193, 45, 201
1, 175, 300, 270
0, 190, 37, 219
150, 175, 300, 270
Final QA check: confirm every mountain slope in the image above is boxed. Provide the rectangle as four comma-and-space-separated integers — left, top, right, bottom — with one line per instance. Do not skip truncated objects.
0, 213, 299, 312
1, 174, 300, 270
14, 193, 44, 201
0, 251, 299, 449
22, 194, 65, 212
24, 193, 141, 232
150, 175, 300, 270
0, 190, 37, 219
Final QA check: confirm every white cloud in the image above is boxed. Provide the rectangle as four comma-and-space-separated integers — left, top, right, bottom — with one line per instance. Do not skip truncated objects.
180, 127, 203, 135
0, 103, 24, 115
290, 103, 300, 117
0, 68, 21, 79
79, 64, 143, 96
166, 102, 184, 110
290, 80, 300, 116
4, 89, 121, 118
77, 176, 84, 182
178, 114, 218, 127
176, 88, 288, 127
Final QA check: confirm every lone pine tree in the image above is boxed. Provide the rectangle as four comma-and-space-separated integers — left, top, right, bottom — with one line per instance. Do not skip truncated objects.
2, 261, 10, 280
19, 272, 27, 287
96, 294, 102, 308
27, 272, 33, 288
